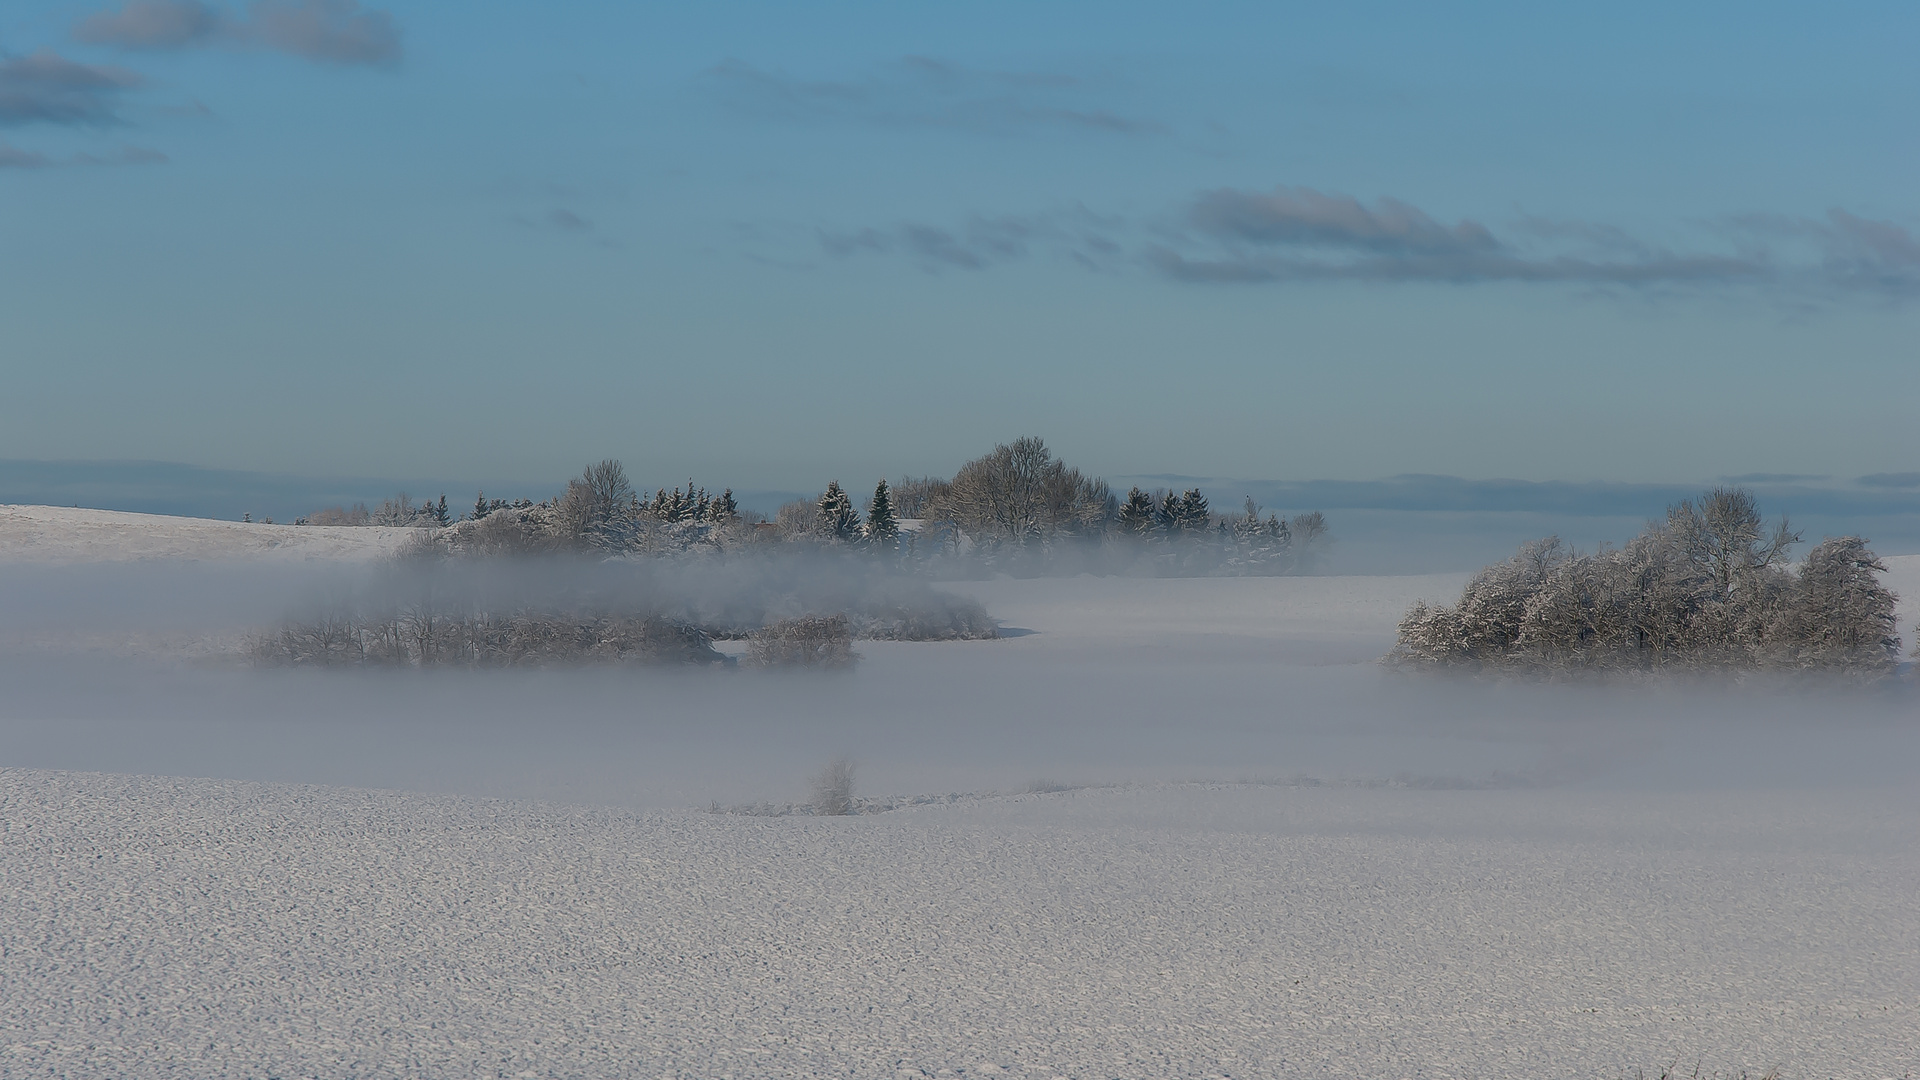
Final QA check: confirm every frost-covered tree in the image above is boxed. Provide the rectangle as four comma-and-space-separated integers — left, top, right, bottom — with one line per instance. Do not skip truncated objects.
1390, 489, 1899, 676
1154, 490, 1182, 535
818, 481, 859, 542
558, 459, 639, 550
1227, 497, 1293, 574
1153, 488, 1210, 537
1176, 489, 1211, 532
1771, 536, 1901, 672
1118, 487, 1156, 534
865, 479, 899, 551
471, 491, 491, 521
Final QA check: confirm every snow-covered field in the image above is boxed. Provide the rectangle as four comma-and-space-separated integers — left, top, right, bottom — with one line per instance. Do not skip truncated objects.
1, 506, 1916, 1078
0, 505, 413, 563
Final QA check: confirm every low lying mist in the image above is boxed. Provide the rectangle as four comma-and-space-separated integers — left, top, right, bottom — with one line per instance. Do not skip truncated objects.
1, 550, 1913, 811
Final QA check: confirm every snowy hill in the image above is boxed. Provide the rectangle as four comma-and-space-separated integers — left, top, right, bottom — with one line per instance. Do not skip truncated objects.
0, 505, 417, 563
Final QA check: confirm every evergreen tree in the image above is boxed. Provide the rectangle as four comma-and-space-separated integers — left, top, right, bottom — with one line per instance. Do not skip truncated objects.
707, 488, 739, 521
1156, 490, 1183, 535
866, 479, 899, 551
818, 481, 859, 542
1118, 487, 1156, 534
472, 491, 491, 521
433, 494, 451, 527
1177, 488, 1210, 532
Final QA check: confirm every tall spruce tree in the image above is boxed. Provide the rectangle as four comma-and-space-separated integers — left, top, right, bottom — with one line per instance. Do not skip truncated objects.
1177, 489, 1210, 532
818, 481, 859, 542
866, 479, 899, 551
1156, 490, 1183, 535
472, 491, 491, 521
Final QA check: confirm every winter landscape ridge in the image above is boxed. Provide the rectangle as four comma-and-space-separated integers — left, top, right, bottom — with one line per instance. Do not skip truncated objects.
1, 504, 1916, 1079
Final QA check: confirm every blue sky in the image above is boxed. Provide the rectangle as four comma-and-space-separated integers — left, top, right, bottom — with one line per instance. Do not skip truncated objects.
2, 0, 1916, 494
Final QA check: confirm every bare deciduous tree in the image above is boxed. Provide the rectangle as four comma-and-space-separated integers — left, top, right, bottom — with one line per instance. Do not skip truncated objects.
932, 436, 1111, 546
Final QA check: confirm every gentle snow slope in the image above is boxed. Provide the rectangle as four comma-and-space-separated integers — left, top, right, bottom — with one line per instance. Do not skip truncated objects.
0, 505, 413, 563
3, 770, 1914, 1079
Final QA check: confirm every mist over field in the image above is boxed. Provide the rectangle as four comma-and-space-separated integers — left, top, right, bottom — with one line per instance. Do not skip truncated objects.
6, 0, 1918, 1071
1, 542, 1913, 807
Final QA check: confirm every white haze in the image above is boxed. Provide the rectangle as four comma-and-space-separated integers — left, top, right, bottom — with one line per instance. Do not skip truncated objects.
0, 554, 1914, 809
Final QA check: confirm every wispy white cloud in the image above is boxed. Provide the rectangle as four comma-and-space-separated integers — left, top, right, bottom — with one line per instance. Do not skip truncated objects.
816, 182, 1919, 300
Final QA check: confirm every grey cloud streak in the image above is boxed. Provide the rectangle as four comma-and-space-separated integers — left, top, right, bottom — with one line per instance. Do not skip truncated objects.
1189, 186, 1499, 257
703, 57, 1156, 137
74, 0, 402, 67
814, 182, 1918, 299
0, 51, 143, 126
818, 209, 1124, 273
1162, 185, 1775, 286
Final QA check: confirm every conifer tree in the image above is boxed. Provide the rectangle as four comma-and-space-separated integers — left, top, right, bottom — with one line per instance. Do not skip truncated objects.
472, 491, 491, 521
1156, 490, 1182, 535
1177, 489, 1210, 532
433, 495, 451, 527
866, 479, 899, 551
1119, 487, 1156, 534
818, 481, 859, 542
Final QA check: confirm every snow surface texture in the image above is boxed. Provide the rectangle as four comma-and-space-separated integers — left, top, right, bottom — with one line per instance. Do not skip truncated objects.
2, 508, 1918, 1077
4, 770, 1916, 1080
0, 505, 411, 563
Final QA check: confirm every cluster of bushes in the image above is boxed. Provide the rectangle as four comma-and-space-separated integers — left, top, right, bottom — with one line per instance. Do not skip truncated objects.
744, 615, 857, 669
251, 608, 726, 668
250, 553, 998, 670
1391, 488, 1903, 677
296, 437, 1331, 578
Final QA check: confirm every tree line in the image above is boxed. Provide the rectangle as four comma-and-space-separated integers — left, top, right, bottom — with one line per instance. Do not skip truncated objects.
296, 436, 1332, 577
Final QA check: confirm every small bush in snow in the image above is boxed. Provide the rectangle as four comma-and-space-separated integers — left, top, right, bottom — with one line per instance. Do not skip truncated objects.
746, 615, 857, 669
811, 757, 857, 816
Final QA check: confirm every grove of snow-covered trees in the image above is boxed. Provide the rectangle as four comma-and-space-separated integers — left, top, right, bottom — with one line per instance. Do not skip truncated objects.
301, 437, 1332, 578
1390, 488, 1902, 676
257, 438, 1335, 669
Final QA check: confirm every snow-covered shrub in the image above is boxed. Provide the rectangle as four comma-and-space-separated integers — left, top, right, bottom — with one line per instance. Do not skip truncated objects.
811, 757, 856, 815
253, 609, 725, 668
1389, 489, 1902, 677
745, 615, 856, 668
1768, 536, 1902, 673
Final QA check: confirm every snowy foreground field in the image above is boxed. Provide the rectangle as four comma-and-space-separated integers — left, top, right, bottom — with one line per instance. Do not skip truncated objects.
1, 505, 1917, 1078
